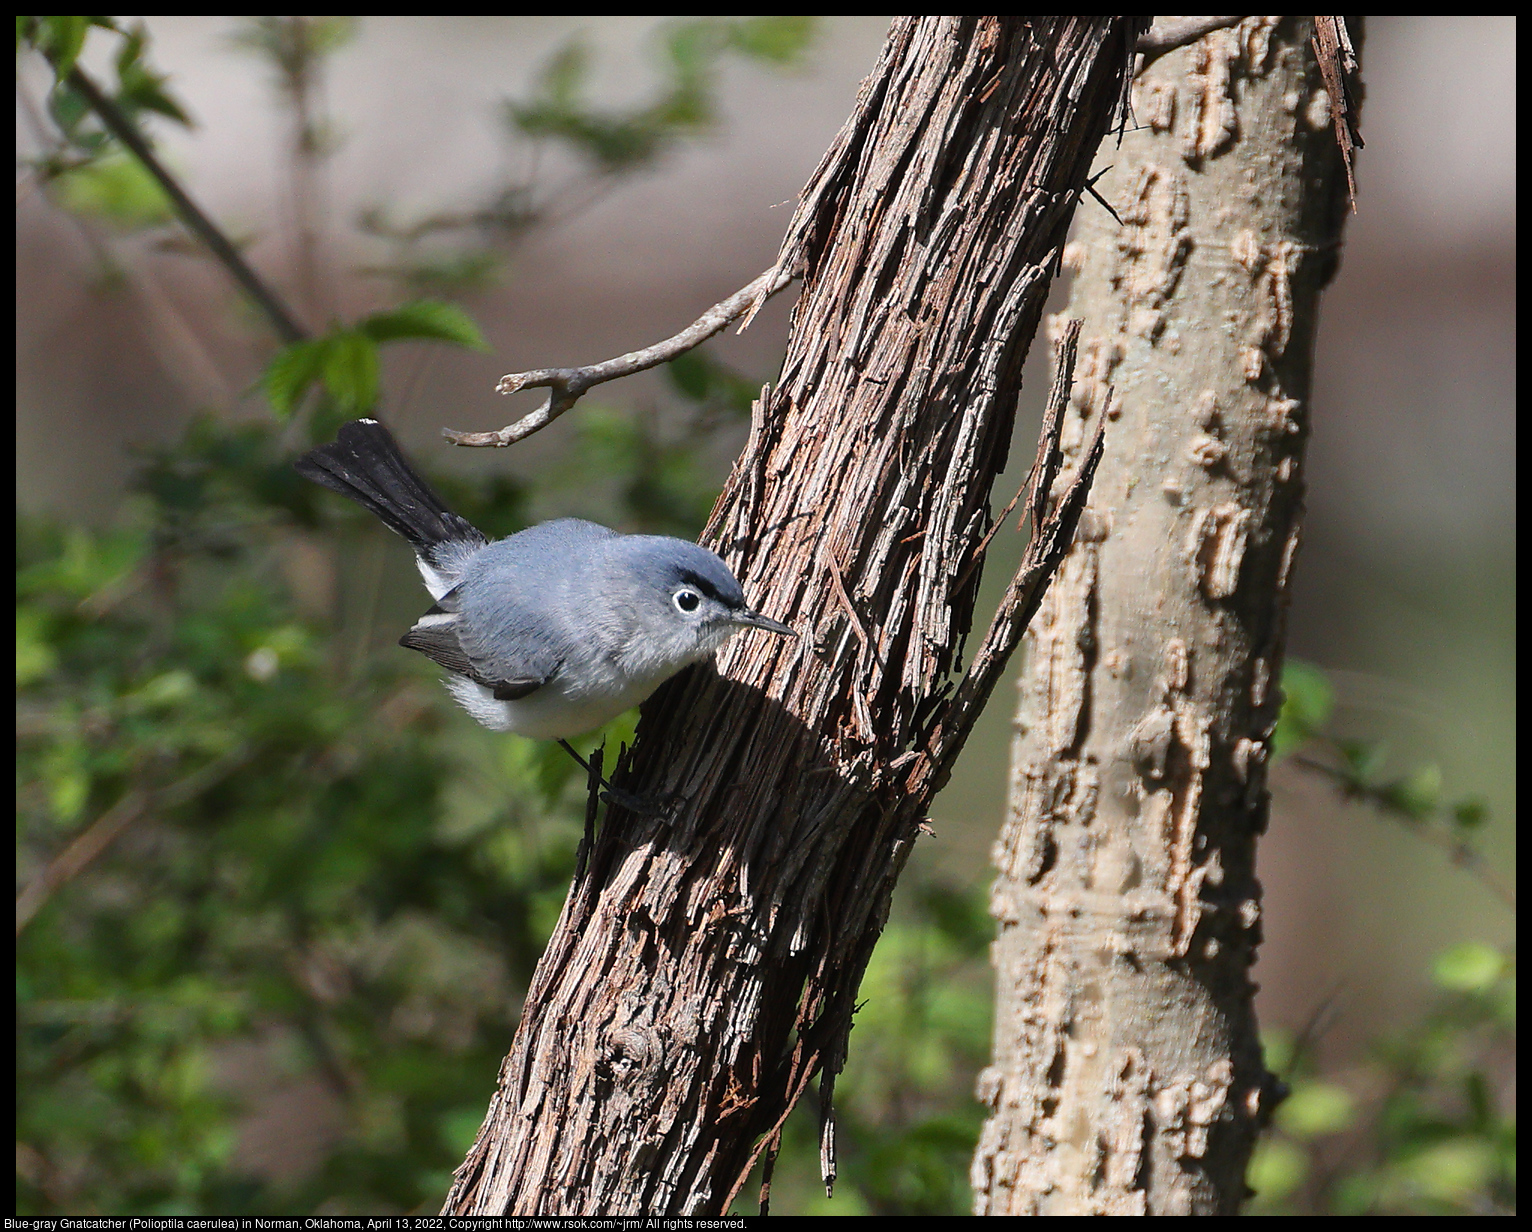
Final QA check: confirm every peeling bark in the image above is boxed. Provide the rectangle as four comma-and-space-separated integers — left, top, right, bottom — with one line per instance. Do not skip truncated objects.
973, 18, 1360, 1216
441, 17, 1147, 1216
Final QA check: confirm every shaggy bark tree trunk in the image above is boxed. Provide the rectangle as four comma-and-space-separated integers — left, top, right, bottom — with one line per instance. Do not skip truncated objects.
972, 17, 1360, 1216
443, 16, 1146, 1216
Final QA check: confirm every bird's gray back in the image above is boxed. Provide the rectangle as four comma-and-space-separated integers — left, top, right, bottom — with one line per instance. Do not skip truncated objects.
454, 519, 616, 682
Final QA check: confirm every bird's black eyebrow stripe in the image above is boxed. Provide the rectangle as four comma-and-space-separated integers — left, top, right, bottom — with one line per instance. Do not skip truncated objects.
677, 568, 734, 606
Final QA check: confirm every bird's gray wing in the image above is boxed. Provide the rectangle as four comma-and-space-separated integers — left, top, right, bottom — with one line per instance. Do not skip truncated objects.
398, 586, 558, 700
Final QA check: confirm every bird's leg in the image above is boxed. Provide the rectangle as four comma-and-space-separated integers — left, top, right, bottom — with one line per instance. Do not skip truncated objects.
573, 743, 602, 885
556, 739, 666, 815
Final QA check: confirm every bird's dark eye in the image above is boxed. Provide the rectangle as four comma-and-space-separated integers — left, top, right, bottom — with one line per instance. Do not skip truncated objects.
674, 589, 701, 614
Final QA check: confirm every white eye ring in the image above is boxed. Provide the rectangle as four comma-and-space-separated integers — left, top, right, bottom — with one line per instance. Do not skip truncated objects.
673, 588, 701, 614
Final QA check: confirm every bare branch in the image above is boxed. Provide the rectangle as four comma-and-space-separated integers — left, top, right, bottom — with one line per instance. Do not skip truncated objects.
1135, 16, 1247, 74
441, 265, 795, 448
16, 788, 150, 937
15, 747, 250, 936
1291, 752, 1515, 911
66, 65, 309, 344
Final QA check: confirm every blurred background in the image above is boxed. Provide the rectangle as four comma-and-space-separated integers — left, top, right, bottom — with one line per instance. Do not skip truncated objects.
16, 16, 1514, 1216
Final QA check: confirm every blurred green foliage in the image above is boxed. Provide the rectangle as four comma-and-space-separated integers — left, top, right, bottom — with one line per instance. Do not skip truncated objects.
263, 301, 488, 433
1245, 941, 1515, 1215
19, 16, 192, 185
509, 17, 814, 174
17, 412, 594, 1213
15, 15, 822, 1215
1244, 662, 1517, 1216
359, 16, 818, 297
1272, 658, 1508, 911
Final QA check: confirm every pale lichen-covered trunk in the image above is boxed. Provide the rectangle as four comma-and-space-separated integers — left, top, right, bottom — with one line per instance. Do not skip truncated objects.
443, 18, 1146, 1216
973, 17, 1358, 1216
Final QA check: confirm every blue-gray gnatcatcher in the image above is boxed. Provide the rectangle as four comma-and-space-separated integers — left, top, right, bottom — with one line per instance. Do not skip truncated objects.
295, 419, 794, 761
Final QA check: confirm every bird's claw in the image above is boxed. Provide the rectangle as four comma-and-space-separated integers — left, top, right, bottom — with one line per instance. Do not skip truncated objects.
599, 787, 681, 816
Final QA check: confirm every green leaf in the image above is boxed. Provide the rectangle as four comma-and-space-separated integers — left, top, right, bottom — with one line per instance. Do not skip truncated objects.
320, 330, 380, 414
16, 606, 58, 687
115, 23, 193, 128
664, 19, 726, 77
16, 524, 146, 599
667, 351, 712, 400
1395, 1138, 1497, 1202
1275, 1081, 1356, 1138
1335, 737, 1386, 786
538, 40, 588, 107
45, 77, 93, 141
358, 299, 487, 351
262, 338, 327, 420
1245, 1137, 1308, 1201
268, 305, 482, 422
1451, 797, 1489, 831
52, 152, 174, 229
1378, 763, 1441, 821
42, 736, 91, 825
33, 15, 90, 77
129, 669, 199, 712
438, 1106, 485, 1155
1271, 659, 1334, 760
1432, 943, 1504, 993
1260, 1027, 1296, 1076
727, 16, 816, 65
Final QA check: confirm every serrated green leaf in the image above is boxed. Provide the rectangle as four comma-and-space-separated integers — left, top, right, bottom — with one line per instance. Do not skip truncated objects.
262, 338, 327, 420
358, 299, 486, 351
1432, 942, 1504, 993
321, 330, 380, 414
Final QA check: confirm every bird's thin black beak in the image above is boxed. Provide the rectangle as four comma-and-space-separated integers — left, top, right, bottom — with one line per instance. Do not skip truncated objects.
735, 608, 797, 637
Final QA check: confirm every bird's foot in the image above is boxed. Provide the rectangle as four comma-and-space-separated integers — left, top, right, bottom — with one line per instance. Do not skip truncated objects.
599, 786, 681, 816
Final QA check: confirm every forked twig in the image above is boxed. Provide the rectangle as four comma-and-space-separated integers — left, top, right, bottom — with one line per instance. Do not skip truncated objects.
443, 265, 796, 448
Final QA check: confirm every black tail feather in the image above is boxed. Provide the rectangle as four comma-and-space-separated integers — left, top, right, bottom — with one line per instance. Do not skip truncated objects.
295, 418, 486, 554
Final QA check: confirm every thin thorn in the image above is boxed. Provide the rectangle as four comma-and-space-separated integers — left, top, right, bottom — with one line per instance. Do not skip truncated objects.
1083, 175, 1123, 227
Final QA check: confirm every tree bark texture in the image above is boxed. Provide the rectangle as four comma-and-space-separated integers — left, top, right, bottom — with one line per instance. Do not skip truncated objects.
972, 17, 1359, 1216
443, 17, 1146, 1216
